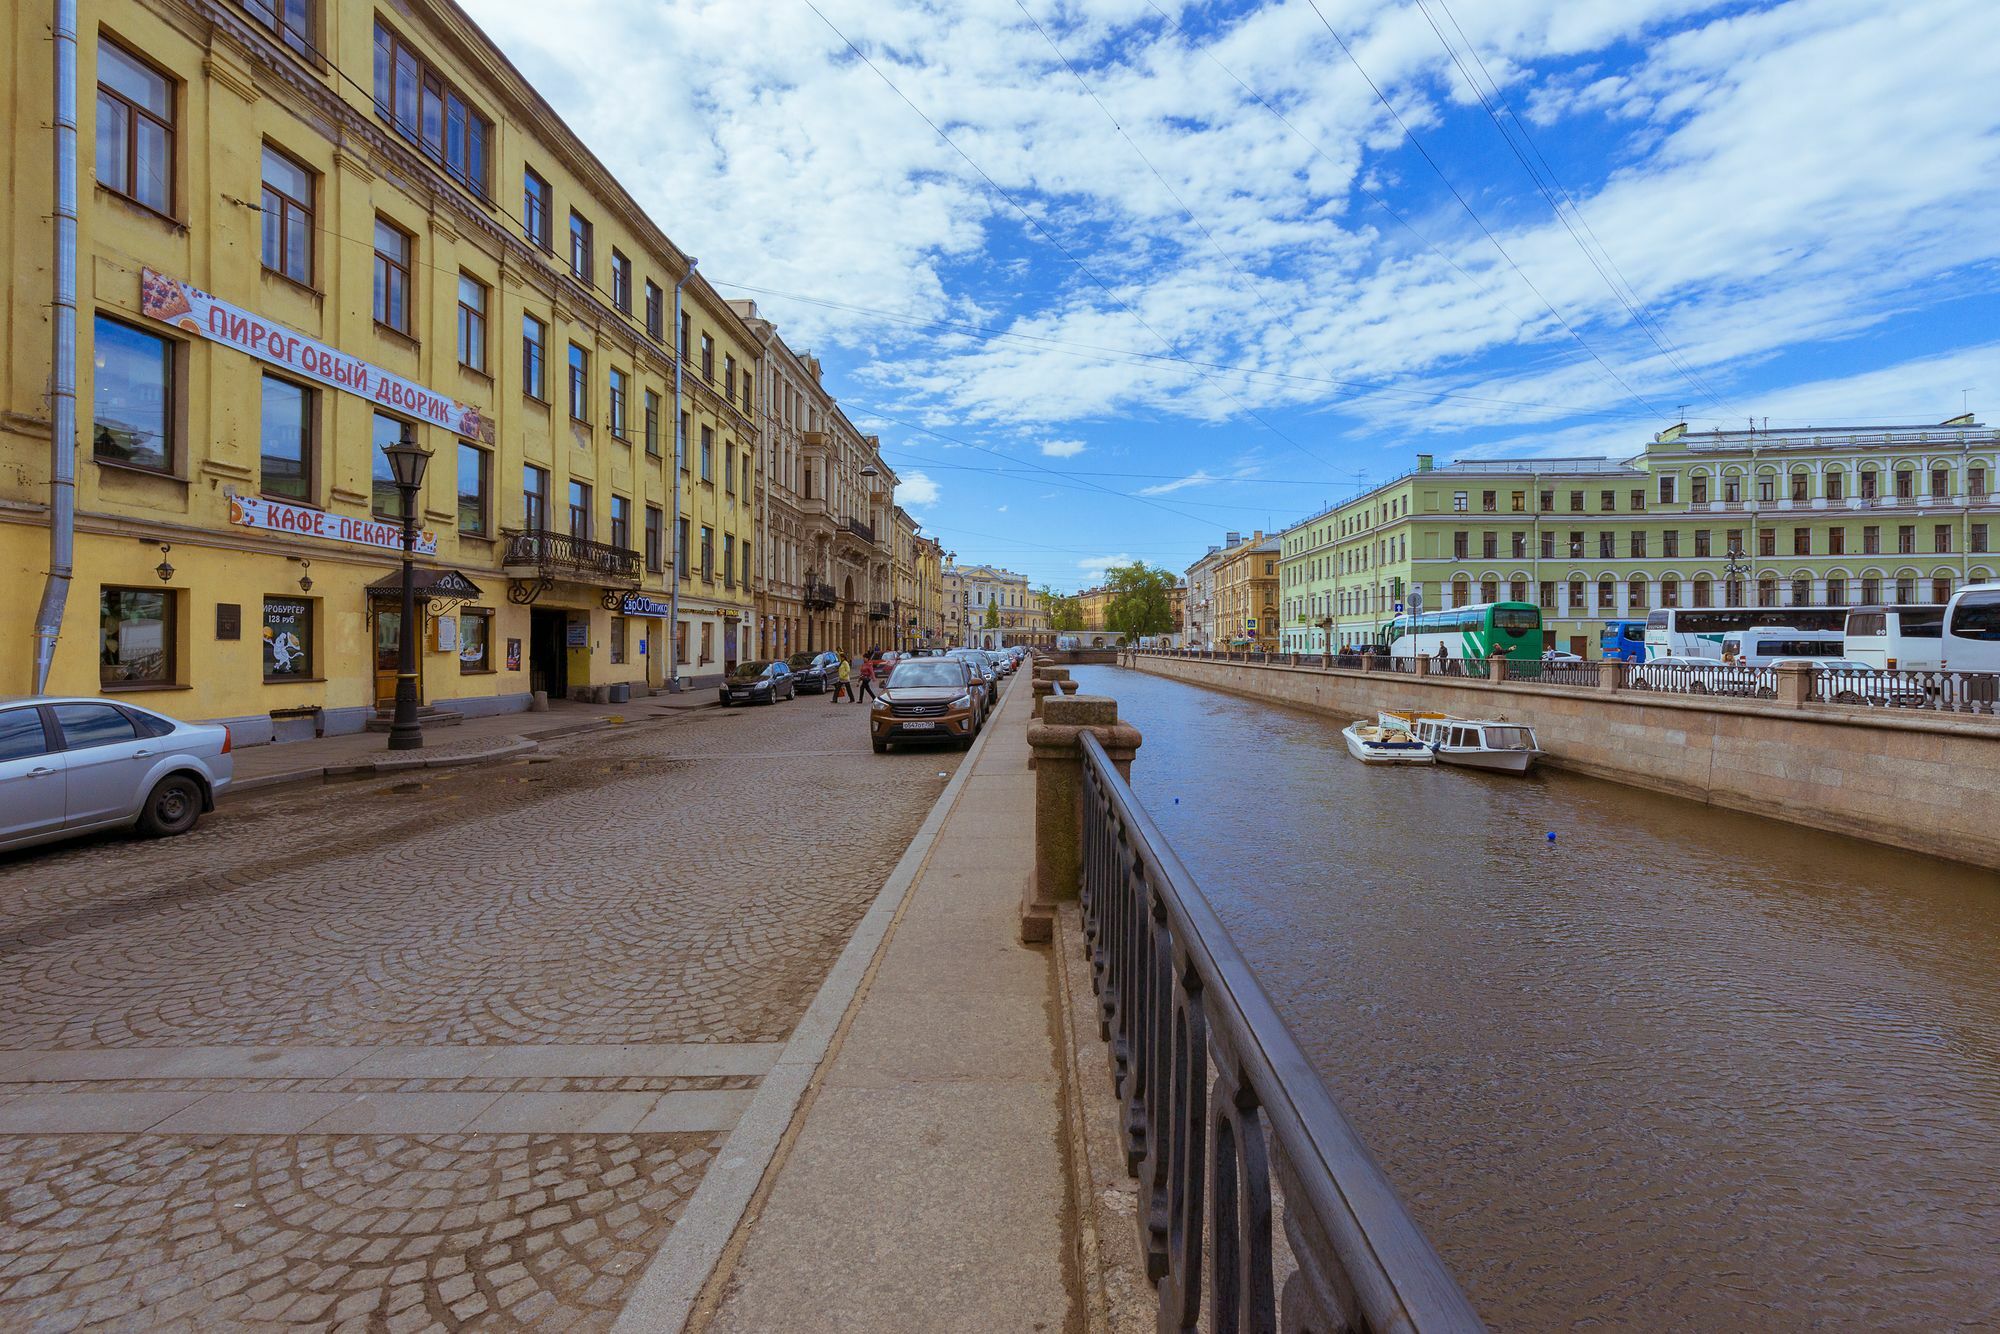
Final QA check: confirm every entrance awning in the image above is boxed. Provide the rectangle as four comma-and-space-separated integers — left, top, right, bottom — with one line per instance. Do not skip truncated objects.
366, 568, 485, 601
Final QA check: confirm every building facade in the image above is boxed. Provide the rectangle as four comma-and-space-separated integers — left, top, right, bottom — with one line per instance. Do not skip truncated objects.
891, 506, 919, 650
1213, 533, 1280, 649
1276, 420, 2000, 656
1183, 545, 1223, 648
1, 0, 767, 741
946, 561, 1039, 649
912, 533, 945, 647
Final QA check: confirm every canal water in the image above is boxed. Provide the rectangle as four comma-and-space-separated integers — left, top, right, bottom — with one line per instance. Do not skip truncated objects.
1071, 665, 2000, 1331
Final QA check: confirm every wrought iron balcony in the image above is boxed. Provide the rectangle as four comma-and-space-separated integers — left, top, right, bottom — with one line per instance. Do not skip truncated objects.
803, 581, 837, 610
868, 601, 891, 620
502, 528, 642, 587
841, 517, 875, 544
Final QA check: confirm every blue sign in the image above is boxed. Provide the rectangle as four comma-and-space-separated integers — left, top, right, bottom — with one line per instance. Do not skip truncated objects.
620, 594, 672, 618
1394, 601, 1403, 613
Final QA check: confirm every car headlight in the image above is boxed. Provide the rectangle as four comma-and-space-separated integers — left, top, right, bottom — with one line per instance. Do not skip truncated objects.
950, 694, 972, 709
750, 680, 771, 690
871, 697, 890, 711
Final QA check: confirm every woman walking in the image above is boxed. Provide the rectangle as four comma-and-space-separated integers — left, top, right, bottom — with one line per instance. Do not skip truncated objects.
857, 652, 878, 703
830, 653, 853, 703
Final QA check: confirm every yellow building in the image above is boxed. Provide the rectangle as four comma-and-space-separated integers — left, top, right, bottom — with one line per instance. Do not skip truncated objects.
1214, 532, 1281, 649
1075, 584, 1113, 630
1, 0, 757, 740
913, 533, 944, 646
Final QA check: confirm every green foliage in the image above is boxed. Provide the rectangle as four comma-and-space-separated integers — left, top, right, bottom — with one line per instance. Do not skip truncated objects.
983, 600, 1001, 628
1102, 562, 1178, 638
1045, 588, 1085, 631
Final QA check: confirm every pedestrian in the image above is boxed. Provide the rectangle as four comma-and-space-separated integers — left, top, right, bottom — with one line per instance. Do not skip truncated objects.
1436, 641, 1449, 661
857, 652, 879, 702
830, 653, 853, 703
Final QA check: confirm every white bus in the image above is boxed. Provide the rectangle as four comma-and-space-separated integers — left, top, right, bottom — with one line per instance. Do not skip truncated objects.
1644, 607, 1847, 660
1718, 627, 1846, 667
1841, 605, 1945, 670
1941, 582, 2000, 673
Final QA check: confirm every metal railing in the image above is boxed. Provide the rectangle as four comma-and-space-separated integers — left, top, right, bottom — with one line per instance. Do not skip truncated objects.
841, 517, 875, 544
803, 581, 837, 610
1623, 661, 1775, 698
501, 528, 642, 585
1078, 730, 1482, 1332
1806, 664, 1999, 714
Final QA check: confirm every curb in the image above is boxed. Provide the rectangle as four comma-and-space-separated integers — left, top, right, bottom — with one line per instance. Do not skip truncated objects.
233, 736, 538, 793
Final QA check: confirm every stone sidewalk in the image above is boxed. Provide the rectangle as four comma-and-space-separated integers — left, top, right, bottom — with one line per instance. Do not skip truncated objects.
613, 669, 1077, 1333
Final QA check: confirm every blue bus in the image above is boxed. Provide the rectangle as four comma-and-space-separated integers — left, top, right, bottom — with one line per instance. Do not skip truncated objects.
1600, 619, 1648, 662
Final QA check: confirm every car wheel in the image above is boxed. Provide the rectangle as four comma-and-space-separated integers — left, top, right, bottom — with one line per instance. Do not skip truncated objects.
872, 738, 889, 754
1834, 689, 1862, 704
137, 773, 203, 838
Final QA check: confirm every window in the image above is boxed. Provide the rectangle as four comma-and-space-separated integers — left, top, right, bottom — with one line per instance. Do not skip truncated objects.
524, 464, 549, 530
499, 323, 538, 409
1596, 579, 1615, 610
372, 218, 411, 331
1476, 490, 1494, 513
1540, 531, 1555, 559
1896, 575, 1916, 603
1793, 527, 1810, 556
743, 539, 753, 588
1659, 476, 1677, 505
700, 622, 714, 664
1691, 476, 1708, 505
90, 316, 178, 475
678, 412, 691, 472
1627, 578, 1648, 609
700, 332, 715, 381
258, 375, 312, 501
700, 524, 714, 579
1481, 578, 1497, 603
568, 344, 589, 421
1758, 577, 1777, 607
1898, 525, 1916, 555
1511, 491, 1526, 513
569, 210, 592, 281
100, 587, 174, 687
54, 702, 138, 750
1539, 489, 1554, 512
1861, 576, 1881, 604
742, 373, 754, 414
1935, 524, 1953, 554
723, 533, 736, 587
1934, 577, 1953, 605
1663, 530, 1680, 558
97, 40, 174, 214
1827, 470, 1844, 501
242, 0, 312, 56
1570, 491, 1585, 513
1567, 579, 1584, 610
1695, 529, 1712, 557
1971, 466, 1988, 497
645, 505, 664, 571
1863, 525, 1880, 555
679, 309, 691, 360
1757, 479, 1774, 503
457, 274, 487, 372
676, 518, 690, 576
611, 252, 632, 314
1597, 490, 1613, 512
567, 481, 591, 539
459, 609, 491, 673
1829, 527, 1845, 555
1452, 491, 1468, 513
609, 495, 631, 552
1631, 532, 1647, 558
675, 619, 689, 664
1896, 471, 1913, 500
1932, 467, 1950, 499
1693, 578, 1712, 608
743, 452, 754, 498
1511, 531, 1526, 558
1974, 523, 1990, 553
1599, 532, 1615, 559
1661, 579, 1679, 608
1568, 531, 1584, 558
725, 443, 737, 494
1631, 490, 1646, 512
371, 413, 411, 519
1725, 478, 1742, 503
724, 354, 737, 402
1452, 532, 1468, 559
1861, 470, 1879, 500
0, 707, 51, 762
1757, 530, 1775, 557
372, 21, 490, 193
646, 281, 664, 340
1791, 474, 1809, 503
260, 145, 313, 283
700, 425, 714, 481
523, 167, 551, 248
608, 368, 629, 438
610, 616, 628, 665
1539, 580, 1555, 608
1825, 577, 1845, 606
644, 390, 661, 456
457, 441, 489, 535
261, 596, 313, 680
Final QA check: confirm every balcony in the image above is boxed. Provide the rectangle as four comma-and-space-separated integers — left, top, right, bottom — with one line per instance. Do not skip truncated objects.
841, 517, 876, 545
804, 581, 837, 610
868, 601, 892, 620
502, 528, 642, 588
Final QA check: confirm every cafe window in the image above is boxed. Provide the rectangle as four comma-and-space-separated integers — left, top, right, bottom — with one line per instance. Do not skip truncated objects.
522, 314, 547, 400
243, 0, 313, 58
371, 412, 409, 519
459, 609, 492, 673
523, 166, 551, 248
568, 480, 591, 539
611, 251, 632, 313
100, 586, 174, 687
97, 39, 175, 215
568, 343, 589, 421
372, 20, 490, 194
644, 390, 661, 456
457, 441, 489, 536
92, 316, 175, 473
372, 217, 411, 331
260, 145, 313, 283
608, 368, 629, 438
524, 463, 549, 531
568, 210, 592, 281
610, 616, 628, 665
258, 374, 313, 501
645, 505, 663, 572
645, 281, 664, 340
457, 274, 487, 372
610, 495, 631, 550
262, 595, 313, 680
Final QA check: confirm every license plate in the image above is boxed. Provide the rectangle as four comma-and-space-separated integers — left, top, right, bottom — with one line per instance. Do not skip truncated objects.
900, 720, 936, 730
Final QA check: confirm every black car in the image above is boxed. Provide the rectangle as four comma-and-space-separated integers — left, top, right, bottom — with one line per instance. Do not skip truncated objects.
788, 651, 840, 694
946, 650, 1000, 710
719, 660, 796, 706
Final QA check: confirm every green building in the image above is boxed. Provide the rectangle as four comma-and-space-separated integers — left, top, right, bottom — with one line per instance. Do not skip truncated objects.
1278, 417, 1998, 657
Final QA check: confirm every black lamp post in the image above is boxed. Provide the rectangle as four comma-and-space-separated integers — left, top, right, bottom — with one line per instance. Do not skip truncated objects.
382, 424, 432, 752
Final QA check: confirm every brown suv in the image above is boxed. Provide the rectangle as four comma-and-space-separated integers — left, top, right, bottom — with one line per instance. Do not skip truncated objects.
870, 659, 980, 753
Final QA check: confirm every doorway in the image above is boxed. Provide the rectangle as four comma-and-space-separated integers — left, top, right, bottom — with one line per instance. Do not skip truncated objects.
530, 608, 570, 699
370, 602, 423, 710
1568, 635, 1589, 658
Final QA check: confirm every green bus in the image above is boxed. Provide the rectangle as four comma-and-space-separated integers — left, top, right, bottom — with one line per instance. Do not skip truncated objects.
1378, 601, 1544, 661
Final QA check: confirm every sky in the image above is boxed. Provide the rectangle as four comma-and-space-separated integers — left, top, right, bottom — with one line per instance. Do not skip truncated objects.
462, 0, 2000, 591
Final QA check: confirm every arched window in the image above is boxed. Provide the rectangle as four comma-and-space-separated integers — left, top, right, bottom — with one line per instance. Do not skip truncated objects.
1825, 575, 1846, 605
1932, 575, 1953, 603
1757, 577, 1777, 607
1452, 575, 1471, 608
1596, 577, 1615, 610
1896, 574, 1915, 603
1480, 578, 1498, 603
1693, 577, 1712, 608
1661, 578, 1679, 608
1826, 467, 1845, 501
1791, 575, 1812, 606
1628, 576, 1648, 609
1509, 577, 1528, 603
1790, 470, 1810, 502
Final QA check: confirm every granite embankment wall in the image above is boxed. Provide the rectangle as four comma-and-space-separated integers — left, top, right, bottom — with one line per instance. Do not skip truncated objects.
1126, 654, 2000, 869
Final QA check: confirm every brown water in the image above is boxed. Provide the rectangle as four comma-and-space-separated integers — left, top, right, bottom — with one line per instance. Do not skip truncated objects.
1072, 665, 2000, 1331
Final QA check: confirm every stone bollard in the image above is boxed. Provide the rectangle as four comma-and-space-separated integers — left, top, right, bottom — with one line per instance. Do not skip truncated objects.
1030, 665, 1072, 719
1022, 695, 1142, 944
1488, 651, 1509, 683
530, 690, 550, 713
1596, 659, 1626, 691
1776, 661, 1813, 707
1414, 653, 1431, 677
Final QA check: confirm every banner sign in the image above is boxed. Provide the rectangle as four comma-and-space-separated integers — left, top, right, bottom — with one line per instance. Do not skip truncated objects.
141, 268, 494, 443
229, 492, 438, 555
619, 594, 672, 617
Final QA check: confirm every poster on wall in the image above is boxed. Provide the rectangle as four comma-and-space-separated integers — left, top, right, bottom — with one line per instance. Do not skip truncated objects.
566, 621, 588, 649
263, 598, 310, 677
505, 638, 522, 671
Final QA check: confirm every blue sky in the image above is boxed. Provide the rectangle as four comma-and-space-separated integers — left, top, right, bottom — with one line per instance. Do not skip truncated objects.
464, 0, 2000, 591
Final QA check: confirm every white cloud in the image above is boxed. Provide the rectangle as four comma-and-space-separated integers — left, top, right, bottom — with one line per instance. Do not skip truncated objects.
897, 471, 942, 506
1077, 551, 1135, 581
1038, 438, 1087, 458
1137, 469, 1220, 496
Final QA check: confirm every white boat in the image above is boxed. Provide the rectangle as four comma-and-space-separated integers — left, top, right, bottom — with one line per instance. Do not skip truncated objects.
1342, 720, 1435, 765
1383, 710, 1542, 774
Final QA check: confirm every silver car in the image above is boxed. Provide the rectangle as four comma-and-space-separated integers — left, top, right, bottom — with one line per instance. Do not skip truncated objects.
0, 697, 233, 853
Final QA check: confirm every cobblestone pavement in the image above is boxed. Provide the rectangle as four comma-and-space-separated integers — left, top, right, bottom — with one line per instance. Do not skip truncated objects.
0, 696, 958, 1329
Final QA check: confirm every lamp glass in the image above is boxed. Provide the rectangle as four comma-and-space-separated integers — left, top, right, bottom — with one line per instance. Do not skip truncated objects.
383, 433, 433, 490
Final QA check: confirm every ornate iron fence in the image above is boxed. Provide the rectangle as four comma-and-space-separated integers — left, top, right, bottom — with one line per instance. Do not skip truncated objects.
1624, 661, 1774, 698
1078, 730, 1482, 1332
1808, 664, 2000, 714
501, 528, 642, 585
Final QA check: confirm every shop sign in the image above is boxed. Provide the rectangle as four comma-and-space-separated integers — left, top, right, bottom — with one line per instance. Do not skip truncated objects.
141, 268, 493, 442
229, 492, 438, 556
619, 593, 672, 617
566, 620, 588, 649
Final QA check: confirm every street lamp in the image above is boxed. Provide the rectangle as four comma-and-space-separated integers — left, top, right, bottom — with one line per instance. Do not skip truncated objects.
382, 423, 433, 752
1723, 543, 1751, 606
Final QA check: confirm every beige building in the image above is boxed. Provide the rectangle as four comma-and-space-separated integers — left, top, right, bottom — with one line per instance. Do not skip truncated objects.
1214, 532, 1281, 649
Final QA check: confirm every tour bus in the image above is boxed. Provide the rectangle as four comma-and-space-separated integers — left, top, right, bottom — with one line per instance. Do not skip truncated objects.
1644, 607, 1847, 661
1718, 627, 1846, 667
1842, 605, 1945, 670
1941, 582, 2000, 672
1599, 620, 1649, 663
1378, 601, 1544, 662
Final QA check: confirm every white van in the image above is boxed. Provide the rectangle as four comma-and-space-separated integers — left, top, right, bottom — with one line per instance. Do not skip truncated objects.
1940, 583, 2000, 673
1842, 605, 1945, 670
1718, 626, 1844, 667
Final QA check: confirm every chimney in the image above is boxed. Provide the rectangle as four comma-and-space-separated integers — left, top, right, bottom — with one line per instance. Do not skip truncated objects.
1417, 454, 1433, 471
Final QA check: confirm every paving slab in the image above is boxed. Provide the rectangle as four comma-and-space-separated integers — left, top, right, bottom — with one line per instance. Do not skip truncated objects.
150, 1091, 362, 1134
0, 1091, 205, 1133
300, 1092, 503, 1132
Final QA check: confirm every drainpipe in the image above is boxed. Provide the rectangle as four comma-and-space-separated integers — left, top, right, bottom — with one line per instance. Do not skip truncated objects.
32, 0, 79, 694
668, 258, 695, 691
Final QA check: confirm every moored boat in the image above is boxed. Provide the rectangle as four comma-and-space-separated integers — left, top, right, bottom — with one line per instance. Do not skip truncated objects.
1383, 709, 1542, 773
1342, 720, 1435, 764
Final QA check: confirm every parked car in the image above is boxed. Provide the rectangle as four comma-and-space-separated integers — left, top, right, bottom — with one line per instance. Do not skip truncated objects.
788, 650, 839, 694
983, 649, 1013, 677
870, 659, 980, 753
1, 697, 233, 853
1627, 656, 1771, 696
719, 659, 796, 706
1784, 658, 1932, 707
946, 649, 1000, 709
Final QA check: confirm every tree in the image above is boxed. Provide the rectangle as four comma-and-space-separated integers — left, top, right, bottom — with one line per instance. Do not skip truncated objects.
1102, 562, 1178, 638
983, 600, 1001, 629
1045, 589, 1084, 632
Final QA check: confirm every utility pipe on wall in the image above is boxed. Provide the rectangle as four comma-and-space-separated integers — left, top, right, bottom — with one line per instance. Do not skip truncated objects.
32, 0, 80, 693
